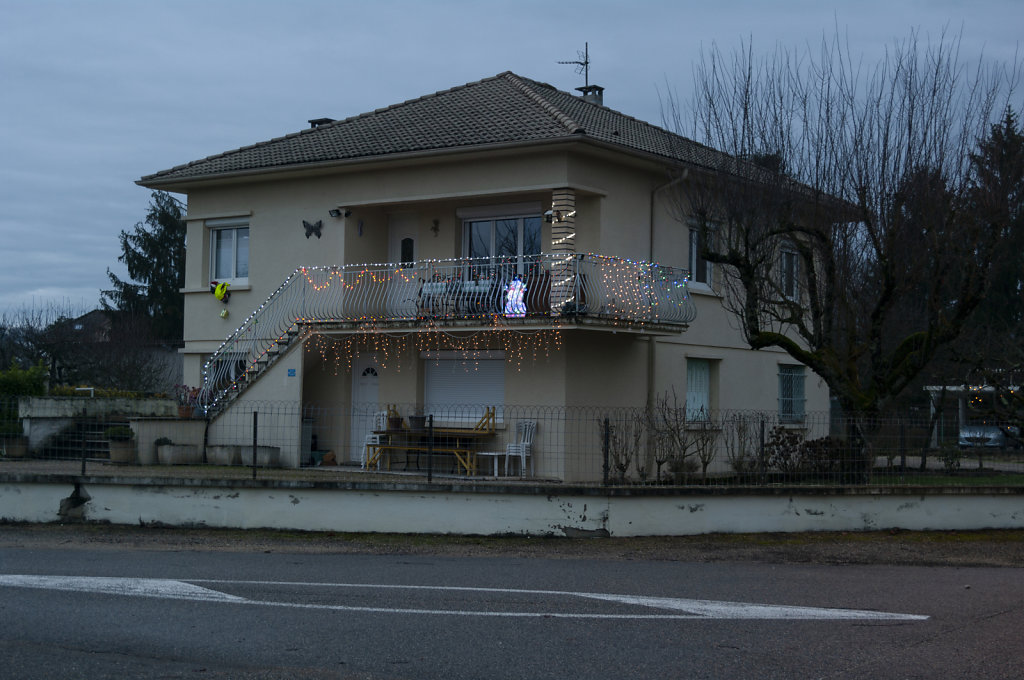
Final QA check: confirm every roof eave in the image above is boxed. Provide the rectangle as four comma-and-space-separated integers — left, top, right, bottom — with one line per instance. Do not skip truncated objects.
137, 135, 594, 191
138, 133, 711, 192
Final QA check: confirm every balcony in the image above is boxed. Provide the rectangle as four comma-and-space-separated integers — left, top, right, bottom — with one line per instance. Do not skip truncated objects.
293, 253, 695, 330
200, 253, 695, 410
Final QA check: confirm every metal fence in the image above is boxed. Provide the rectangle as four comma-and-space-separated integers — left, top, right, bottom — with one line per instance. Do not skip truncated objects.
4, 395, 1023, 486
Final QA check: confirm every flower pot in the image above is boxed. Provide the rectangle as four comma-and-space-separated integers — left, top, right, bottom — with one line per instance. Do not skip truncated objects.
207, 445, 240, 466
387, 416, 403, 431
2, 437, 28, 458
108, 439, 136, 464
408, 415, 427, 430
178, 405, 195, 419
157, 444, 201, 465
239, 445, 281, 467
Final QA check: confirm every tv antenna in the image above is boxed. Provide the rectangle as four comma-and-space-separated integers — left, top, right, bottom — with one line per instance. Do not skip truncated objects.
558, 42, 590, 88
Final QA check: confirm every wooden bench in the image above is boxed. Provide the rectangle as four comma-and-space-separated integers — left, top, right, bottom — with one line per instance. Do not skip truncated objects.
366, 443, 476, 475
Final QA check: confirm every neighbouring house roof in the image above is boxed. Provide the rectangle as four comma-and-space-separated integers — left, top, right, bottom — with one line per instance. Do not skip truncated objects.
139, 71, 725, 187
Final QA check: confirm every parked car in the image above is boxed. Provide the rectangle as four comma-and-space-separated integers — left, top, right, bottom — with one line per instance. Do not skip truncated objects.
958, 424, 1021, 448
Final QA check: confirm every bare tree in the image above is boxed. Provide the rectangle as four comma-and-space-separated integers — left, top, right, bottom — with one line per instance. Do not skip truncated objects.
721, 411, 760, 476
665, 30, 1019, 415
0, 304, 177, 393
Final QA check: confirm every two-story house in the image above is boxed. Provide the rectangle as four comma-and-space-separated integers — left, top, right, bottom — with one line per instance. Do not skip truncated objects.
138, 72, 828, 480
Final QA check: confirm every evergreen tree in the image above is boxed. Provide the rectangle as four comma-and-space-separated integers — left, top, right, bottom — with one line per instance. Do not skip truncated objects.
102, 191, 186, 343
969, 108, 1024, 333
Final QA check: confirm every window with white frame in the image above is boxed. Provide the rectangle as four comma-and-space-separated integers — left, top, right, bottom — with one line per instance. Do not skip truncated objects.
208, 218, 249, 283
688, 227, 712, 287
778, 364, 806, 422
686, 358, 712, 420
780, 246, 799, 299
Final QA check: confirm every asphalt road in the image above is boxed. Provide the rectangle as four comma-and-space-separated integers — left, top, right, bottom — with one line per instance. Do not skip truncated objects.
1, 527, 1023, 679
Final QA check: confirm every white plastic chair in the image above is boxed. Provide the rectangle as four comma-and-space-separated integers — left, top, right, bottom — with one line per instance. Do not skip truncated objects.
505, 420, 536, 476
362, 411, 389, 469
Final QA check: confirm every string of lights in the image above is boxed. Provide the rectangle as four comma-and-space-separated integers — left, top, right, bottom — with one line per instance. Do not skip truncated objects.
198, 252, 692, 411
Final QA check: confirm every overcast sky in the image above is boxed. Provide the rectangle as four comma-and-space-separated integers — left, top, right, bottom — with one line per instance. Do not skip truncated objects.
1, 0, 1021, 318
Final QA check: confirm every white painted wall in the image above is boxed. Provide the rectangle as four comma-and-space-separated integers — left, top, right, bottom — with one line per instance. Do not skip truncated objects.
3, 480, 1022, 536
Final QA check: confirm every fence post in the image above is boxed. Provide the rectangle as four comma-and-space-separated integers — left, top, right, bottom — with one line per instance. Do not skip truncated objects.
252, 411, 258, 480
899, 417, 907, 476
758, 418, 766, 485
80, 409, 87, 476
602, 417, 610, 486
426, 414, 434, 483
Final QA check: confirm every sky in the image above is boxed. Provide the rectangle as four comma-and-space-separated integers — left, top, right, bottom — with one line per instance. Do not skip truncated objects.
1, 0, 1022, 319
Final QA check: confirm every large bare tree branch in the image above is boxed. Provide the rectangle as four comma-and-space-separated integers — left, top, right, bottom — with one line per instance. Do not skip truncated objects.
667, 29, 1019, 413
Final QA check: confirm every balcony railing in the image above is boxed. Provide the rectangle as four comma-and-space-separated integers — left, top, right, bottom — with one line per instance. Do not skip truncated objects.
199, 253, 694, 410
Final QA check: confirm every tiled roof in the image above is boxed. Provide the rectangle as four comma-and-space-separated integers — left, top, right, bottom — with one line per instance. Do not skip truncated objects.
139, 72, 723, 185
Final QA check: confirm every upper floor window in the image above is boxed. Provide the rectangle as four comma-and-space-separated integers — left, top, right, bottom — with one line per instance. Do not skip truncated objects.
778, 364, 806, 423
465, 215, 542, 261
688, 227, 712, 287
780, 247, 799, 299
208, 218, 249, 282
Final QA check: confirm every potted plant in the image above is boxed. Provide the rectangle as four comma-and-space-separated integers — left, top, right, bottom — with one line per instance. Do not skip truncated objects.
408, 406, 427, 430
172, 385, 200, 418
104, 425, 136, 464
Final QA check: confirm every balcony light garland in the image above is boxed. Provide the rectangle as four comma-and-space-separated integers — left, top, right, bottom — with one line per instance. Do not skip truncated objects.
199, 256, 691, 409
305, 316, 565, 375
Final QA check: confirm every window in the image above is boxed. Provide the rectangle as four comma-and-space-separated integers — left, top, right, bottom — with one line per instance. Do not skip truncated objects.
465, 215, 542, 263
399, 237, 415, 267
688, 227, 712, 286
778, 365, 806, 422
208, 218, 249, 282
780, 247, 799, 299
686, 358, 711, 420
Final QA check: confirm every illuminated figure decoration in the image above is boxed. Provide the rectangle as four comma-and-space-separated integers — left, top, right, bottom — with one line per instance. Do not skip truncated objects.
504, 276, 526, 318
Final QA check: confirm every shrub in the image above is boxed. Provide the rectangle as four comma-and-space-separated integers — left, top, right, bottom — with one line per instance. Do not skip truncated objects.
49, 385, 146, 398
0, 361, 47, 397
0, 419, 23, 438
154, 436, 173, 447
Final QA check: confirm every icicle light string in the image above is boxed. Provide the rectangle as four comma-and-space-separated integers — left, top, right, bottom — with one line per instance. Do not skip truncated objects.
304, 318, 565, 375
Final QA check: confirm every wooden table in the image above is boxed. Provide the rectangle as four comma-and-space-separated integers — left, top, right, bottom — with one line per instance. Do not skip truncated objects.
366, 409, 496, 475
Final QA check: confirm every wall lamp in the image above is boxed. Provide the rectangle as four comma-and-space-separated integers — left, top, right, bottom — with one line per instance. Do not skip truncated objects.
329, 208, 351, 218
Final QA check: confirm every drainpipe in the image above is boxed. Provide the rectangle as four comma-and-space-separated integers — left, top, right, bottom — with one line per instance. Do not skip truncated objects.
646, 169, 690, 410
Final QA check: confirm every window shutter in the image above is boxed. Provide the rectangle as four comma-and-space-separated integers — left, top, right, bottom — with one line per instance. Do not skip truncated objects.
424, 358, 504, 423
686, 358, 710, 419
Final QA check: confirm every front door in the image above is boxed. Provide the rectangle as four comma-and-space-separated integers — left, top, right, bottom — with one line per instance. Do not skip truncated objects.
349, 356, 380, 463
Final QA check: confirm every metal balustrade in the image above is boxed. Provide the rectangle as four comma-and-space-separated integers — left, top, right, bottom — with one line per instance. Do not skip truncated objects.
199, 253, 694, 412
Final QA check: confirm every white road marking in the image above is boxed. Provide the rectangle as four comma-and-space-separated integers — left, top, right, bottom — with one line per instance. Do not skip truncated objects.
0, 575, 928, 621
0, 575, 245, 602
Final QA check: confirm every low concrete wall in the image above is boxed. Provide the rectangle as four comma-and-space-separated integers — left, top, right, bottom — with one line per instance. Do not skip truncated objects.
2, 476, 1023, 536
20, 397, 179, 451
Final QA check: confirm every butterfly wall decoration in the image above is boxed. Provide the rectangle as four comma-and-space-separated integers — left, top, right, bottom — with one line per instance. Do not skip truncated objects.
302, 220, 323, 239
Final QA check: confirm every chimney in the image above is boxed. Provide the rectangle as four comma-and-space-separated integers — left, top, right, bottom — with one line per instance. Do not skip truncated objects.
576, 85, 604, 106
